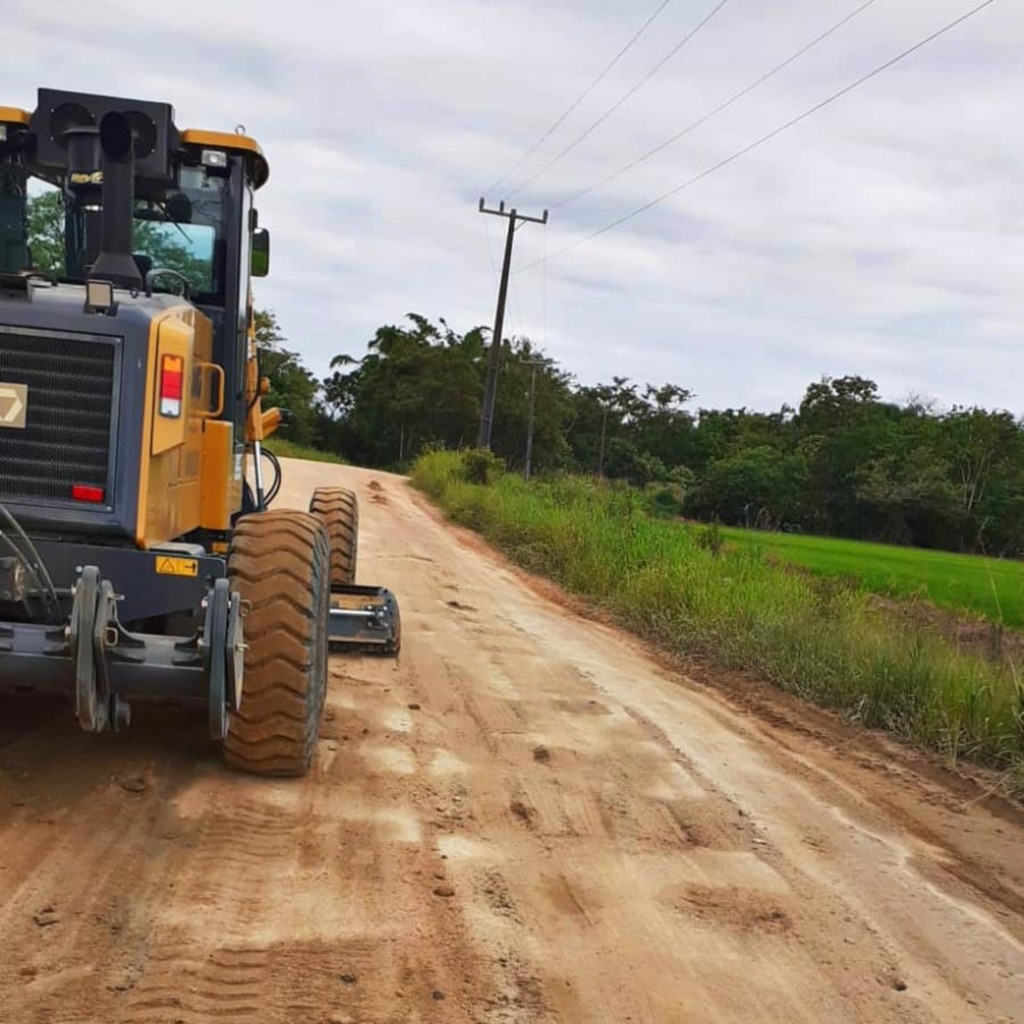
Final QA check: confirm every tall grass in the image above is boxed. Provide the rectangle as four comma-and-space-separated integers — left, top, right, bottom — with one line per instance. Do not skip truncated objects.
413, 450, 1024, 782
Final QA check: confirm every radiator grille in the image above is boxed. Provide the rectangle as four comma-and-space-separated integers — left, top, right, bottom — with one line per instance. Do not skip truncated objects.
0, 328, 118, 505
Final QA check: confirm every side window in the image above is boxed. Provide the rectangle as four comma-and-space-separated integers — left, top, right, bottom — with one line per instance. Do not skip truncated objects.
25, 178, 64, 278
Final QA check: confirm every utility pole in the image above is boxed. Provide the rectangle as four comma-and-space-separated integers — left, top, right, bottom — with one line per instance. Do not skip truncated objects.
597, 401, 609, 479
523, 359, 543, 482
477, 199, 548, 449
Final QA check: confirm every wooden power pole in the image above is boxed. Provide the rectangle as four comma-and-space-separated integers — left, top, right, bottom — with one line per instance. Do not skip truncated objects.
477, 199, 548, 449
523, 359, 544, 482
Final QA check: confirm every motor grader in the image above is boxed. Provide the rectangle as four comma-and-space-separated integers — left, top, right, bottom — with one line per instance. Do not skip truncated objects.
0, 89, 399, 775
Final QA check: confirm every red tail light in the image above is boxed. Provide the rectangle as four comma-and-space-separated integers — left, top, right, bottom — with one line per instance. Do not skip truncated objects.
72, 484, 105, 503
160, 354, 184, 417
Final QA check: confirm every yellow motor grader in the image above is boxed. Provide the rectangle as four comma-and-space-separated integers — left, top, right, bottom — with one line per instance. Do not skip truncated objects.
0, 89, 398, 775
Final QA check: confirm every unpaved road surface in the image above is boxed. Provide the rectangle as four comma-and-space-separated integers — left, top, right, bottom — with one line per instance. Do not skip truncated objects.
2, 460, 1023, 1023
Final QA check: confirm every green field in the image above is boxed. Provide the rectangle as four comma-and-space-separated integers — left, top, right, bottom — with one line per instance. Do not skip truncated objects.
719, 528, 1024, 628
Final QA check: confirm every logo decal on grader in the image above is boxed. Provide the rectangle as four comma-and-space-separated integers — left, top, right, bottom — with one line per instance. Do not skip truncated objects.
0, 383, 27, 429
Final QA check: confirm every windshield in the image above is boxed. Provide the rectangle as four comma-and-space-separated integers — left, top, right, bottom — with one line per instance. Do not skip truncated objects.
6, 165, 228, 304
132, 208, 218, 298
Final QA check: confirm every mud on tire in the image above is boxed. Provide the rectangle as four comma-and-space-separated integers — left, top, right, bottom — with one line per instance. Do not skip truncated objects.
223, 510, 330, 777
309, 487, 358, 586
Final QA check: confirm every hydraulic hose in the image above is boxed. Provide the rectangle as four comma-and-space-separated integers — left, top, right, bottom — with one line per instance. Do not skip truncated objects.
0, 501, 61, 623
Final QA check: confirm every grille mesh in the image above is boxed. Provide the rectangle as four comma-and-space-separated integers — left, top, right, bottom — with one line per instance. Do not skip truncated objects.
0, 329, 117, 505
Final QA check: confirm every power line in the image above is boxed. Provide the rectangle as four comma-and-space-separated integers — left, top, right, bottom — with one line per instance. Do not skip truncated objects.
507, 0, 732, 199
483, 0, 675, 196
552, 0, 882, 212
517, 0, 1001, 275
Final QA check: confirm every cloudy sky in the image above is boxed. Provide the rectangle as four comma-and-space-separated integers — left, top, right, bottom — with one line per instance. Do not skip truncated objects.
2, 0, 1019, 414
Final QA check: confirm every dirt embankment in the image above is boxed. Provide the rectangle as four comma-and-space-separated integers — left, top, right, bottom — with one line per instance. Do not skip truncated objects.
0, 460, 1021, 1023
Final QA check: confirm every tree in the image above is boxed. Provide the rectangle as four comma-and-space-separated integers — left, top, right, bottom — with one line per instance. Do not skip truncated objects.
323, 314, 485, 465
629, 383, 696, 470
687, 446, 807, 528
603, 438, 667, 487
799, 374, 880, 433
567, 376, 647, 477
321, 315, 577, 471
490, 338, 574, 473
254, 310, 320, 447
855, 450, 955, 547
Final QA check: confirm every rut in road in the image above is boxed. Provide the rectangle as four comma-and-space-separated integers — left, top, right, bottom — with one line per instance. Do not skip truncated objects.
0, 459, 1022, 1023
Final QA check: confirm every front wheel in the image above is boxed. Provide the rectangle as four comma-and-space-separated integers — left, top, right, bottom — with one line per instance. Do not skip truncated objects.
309, 487, 358, 586
223, 510, 329, 777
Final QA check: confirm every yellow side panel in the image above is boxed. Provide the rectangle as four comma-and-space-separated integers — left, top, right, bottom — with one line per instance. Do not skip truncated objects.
200, 420, 237, 531
137, 307, 212, 547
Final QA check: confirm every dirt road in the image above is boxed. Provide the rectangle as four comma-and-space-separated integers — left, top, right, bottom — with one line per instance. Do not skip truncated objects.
1, 460, 1023, 1023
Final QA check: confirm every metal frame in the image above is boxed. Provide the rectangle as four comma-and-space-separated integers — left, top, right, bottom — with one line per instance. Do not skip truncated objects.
0, 558, 237, 737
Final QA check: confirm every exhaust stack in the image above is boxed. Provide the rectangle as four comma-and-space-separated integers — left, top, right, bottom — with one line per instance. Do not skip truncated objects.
89, 112, 141, 290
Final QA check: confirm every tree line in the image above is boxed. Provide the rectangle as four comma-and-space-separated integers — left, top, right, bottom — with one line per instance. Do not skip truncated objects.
260, 312, 1024, 559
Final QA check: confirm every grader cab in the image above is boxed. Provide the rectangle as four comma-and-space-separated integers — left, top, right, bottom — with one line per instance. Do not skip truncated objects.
0, 89, 399, 776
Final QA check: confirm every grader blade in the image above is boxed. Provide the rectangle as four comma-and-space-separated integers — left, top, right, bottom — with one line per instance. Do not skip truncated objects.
327, 585, 401, 655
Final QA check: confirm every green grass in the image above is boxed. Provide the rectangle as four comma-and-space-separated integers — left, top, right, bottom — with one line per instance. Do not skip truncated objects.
413, 450, 1024, 786
719, 527, 1024, 628
263, 438, 347, 465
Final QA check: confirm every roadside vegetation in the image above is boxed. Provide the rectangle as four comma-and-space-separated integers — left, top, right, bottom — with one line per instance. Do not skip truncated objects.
262, 437, 346, 465
413, 449, 1024, 789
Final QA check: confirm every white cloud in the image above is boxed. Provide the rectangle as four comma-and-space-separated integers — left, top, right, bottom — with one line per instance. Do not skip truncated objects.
1, 0, 1019, 415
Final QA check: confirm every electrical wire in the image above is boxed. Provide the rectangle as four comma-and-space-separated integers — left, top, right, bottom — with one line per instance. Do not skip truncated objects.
552, 0, 883, 211
517, 0, 1001, 274
507, 0, 732, 199
483, 0, 676, 196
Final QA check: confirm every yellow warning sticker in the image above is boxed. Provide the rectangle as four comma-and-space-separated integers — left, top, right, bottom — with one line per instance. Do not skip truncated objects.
156, 556, 199, 577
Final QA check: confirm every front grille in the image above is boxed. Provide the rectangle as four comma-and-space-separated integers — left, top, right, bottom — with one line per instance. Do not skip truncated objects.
0, 328, 118, 506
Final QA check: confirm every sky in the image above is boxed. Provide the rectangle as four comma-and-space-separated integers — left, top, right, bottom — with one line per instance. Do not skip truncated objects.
1, 0, 1020, 415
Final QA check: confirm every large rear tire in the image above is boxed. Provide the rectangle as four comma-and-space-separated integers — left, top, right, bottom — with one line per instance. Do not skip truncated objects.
223, 510, 329, 777
309, 487, 358, 585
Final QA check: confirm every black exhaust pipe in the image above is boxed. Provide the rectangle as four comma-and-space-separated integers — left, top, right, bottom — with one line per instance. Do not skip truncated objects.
89, 111, 142, 290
